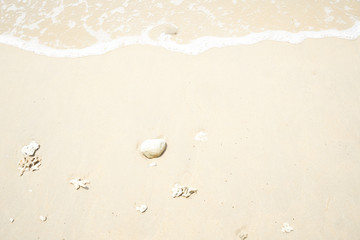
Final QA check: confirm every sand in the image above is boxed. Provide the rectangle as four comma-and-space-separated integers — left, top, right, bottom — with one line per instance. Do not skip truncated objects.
1, 38, 360, 239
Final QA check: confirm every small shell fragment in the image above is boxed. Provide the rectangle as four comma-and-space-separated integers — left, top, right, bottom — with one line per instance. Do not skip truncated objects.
172, 184, 197, 198
281, 223, 294, 233
149, 162, 157, 167
136, 204, 148, 213
238, 232, 248, 240
9, 218, 14, 223
194, 131, 208, 142
40, 216, 47, 222
21, 141, 40, 156
140, 138, 166, 159
70, 178, 90, 190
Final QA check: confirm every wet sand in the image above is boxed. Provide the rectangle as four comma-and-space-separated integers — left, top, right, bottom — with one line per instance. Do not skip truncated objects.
1, 38, 360, 239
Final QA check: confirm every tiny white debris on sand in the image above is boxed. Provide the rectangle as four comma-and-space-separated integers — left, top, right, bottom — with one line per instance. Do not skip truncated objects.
149, 162, 157, 167
194, 131, 208, 142
40, 216, 47, 222
281, 223, 294, 233
21, 141, 40, 156
9, 218, 14, 223
69, 178, 90, 190
172, 184, 197, 198
18, 156, 42, 176
136, 204, 148, 213
238, 233, 248, 240
140, 138, 167, 159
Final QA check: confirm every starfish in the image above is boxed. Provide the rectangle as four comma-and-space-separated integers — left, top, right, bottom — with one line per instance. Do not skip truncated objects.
69, 178, 90, 190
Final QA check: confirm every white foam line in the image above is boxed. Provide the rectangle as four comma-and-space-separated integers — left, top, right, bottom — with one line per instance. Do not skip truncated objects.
1, 21, 360, 58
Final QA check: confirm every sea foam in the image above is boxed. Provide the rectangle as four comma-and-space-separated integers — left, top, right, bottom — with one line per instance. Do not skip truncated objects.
0, 21, 359, 58
1, 0, 359, 57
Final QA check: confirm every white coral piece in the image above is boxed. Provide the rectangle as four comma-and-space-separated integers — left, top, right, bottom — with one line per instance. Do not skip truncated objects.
18, 156, 41, 176
172, 184, 197, 198
21, 141, 40, 156
194, 131, 208, 142
281, 223, 294, 233
136, 204, 148, 213
69, 178, 90, 190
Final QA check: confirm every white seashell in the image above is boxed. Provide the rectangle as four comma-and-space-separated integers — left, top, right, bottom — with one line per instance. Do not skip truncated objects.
281, 223, 294, 233
70, 178, 90, 190
40, 216, 47, 222
140, 139, 166, 159
172, 184, 197, 198
194, 131, 208, 142
136, 204, 148, 213
149, 162, 157, 167
21, 141, 40, 156
9, 218, 14, 223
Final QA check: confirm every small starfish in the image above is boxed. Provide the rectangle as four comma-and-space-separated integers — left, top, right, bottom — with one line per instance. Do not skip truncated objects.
69, 178, 90, 190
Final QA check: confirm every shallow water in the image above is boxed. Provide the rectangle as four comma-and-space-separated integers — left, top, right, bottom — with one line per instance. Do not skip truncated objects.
1, 0, 359, 57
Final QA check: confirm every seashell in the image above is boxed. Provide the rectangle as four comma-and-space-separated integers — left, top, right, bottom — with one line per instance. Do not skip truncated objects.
9, 218, 14, 223
140, 139, 166, 159
40, 216, 47, 222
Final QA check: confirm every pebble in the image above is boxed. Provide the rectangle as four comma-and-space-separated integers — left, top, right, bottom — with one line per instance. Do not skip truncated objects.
140, 138, 166, 159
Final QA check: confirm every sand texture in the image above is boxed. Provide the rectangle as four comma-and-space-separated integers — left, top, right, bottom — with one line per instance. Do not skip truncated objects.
1, 38, 360, 239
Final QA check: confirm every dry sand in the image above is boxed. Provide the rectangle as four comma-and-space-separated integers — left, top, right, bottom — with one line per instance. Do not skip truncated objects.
1, 38, 360, 239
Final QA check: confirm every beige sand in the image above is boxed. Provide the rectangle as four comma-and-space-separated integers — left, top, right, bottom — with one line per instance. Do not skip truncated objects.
1, 38, 360, 239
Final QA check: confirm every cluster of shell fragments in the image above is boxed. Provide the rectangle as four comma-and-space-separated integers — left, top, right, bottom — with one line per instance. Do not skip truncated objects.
172, 184, 197, 198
